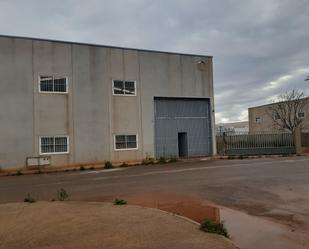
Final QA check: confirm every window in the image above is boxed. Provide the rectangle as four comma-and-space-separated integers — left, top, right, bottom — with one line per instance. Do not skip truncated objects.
255, 117, 262, 123
273, 113, 280, 120
114, 135, 138, 150
40, 136, 69, 154
113, 80, 136, 96
298, 112, 305, 118
39, 76, 68, 93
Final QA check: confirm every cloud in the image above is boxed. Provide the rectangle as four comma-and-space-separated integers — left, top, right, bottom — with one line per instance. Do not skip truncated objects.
0, 0, 308, 123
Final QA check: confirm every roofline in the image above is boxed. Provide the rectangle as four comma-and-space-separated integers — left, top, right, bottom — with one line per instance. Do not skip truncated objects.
248, 97, 309, 110
0, 34, 212, 58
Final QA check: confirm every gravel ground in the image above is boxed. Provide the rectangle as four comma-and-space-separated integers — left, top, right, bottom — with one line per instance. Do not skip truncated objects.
0, 201, 237, 249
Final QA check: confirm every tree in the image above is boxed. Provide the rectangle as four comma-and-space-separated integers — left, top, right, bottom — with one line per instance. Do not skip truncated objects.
267, 90, 307, 133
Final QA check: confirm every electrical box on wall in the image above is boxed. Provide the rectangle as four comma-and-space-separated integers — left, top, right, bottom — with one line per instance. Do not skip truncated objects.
26, 157, 51, 167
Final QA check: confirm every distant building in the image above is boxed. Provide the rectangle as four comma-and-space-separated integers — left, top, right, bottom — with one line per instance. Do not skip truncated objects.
0, 35, 216, 169
249, 98, 309, 133
216, 121, 249, 135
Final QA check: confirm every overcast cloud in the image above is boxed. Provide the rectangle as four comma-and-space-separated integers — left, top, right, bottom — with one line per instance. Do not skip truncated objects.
0, 0, 308, 123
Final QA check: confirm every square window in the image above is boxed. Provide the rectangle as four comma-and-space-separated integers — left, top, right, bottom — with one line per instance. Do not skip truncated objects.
298, 112, 305, 118
113, 80, 125, 95
124, 81, 135, 95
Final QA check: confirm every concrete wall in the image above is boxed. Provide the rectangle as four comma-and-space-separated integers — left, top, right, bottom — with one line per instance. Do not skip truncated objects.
0, 36, 215, 169
249, 99, 309, 133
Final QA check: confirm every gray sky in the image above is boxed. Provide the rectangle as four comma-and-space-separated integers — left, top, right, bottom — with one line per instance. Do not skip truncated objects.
1, 0, 308, 123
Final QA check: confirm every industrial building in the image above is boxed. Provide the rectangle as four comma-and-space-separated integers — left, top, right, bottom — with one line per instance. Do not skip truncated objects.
0, 35, 215, 169
249, 98, 309, 133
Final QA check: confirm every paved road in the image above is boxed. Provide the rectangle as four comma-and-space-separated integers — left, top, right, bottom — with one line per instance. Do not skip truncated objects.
1, 156, 309, 233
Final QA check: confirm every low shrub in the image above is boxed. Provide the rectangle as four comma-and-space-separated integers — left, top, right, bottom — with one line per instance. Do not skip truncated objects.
104, 161, 113, 169
169, 156, 178, 163
114, 198, 127, 205
200, 219, 229, 238
57, 188, 69, 201
142, 153, 155, 165
24, 193, 36, 203
159, 156, 167, 164
79, 166, 85, 171
120, 162, 129, 168
142, 157, 155, 165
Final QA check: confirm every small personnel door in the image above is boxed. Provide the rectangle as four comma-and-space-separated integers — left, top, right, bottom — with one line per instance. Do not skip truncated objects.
178, 132, 188, 157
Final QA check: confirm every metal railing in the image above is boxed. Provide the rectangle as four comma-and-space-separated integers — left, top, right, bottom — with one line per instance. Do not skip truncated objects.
216, 132, 295, 155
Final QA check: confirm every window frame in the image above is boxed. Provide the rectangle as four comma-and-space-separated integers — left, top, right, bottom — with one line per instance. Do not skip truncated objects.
38, 76, 69, 94
113, 134, 138, 151
112, 80, 137, 96
298, 112, 305, 118
255, 117, 262, 123
39, 136, 70, 155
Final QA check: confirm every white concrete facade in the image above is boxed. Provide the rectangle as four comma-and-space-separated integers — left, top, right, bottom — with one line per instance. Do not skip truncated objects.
0, 35, 215, 169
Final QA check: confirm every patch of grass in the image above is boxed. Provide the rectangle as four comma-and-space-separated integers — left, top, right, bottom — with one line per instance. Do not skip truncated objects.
159, 156, 167, 164
200, 219, 229, 238
120, 162, 129, 168
104, 161, 113, 169
114, 198, 127, 205
79, 166, 85, 171
24, 193, 36, 203
57, 188, 69, 201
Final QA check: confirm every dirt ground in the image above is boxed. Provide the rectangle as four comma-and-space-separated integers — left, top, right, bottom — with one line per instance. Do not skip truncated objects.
0, 201, 237, 249
85, 191, 309, 249
85, 192, 220, 223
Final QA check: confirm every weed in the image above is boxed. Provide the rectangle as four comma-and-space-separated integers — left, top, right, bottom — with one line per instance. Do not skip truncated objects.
159, 156, 167, 164
24, 193, 36, 203
114, 198, 127, 205
120, 162, 129, 168
200, 219, 229, 238
142, 153, 155, 165
79, 166, 85, 171
104, 161, 113, 169
57, 188, 69, 201
169, 156, 178, 163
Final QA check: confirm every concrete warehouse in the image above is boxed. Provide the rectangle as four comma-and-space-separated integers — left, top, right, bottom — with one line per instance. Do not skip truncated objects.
0, 35, 215, 169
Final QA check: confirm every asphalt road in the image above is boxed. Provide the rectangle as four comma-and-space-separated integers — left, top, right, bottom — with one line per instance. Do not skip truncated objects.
1, 156, 309, 233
